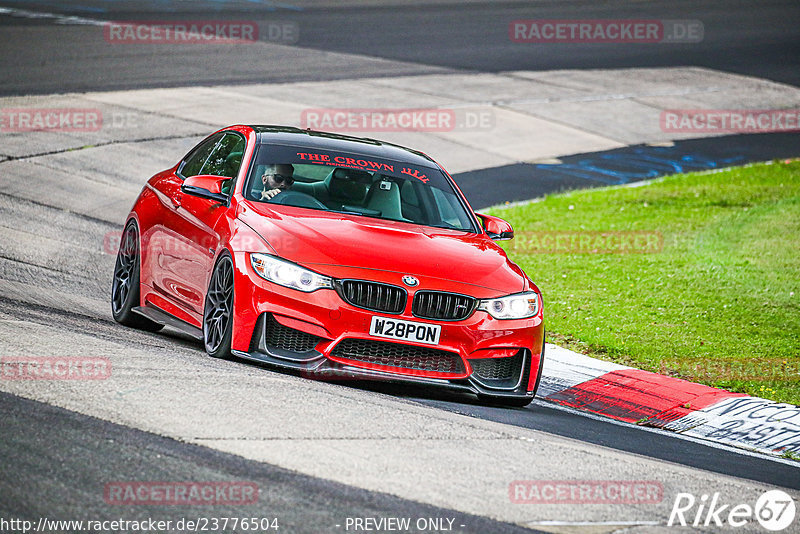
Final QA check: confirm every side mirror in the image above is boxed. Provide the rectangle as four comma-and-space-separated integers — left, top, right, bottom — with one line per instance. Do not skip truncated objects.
476, 213, 514, 241
181, 175, 230, 204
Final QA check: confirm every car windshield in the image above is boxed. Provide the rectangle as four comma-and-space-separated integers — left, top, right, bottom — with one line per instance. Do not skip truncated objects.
244, 144, 477, 232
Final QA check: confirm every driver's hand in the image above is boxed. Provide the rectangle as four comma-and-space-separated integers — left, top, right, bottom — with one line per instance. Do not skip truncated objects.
260, 188, 281, 200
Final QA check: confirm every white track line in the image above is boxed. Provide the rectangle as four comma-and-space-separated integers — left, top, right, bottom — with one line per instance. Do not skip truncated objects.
0, 6, 105, 26
533, 399, 800, 469
527, 520, 662, 526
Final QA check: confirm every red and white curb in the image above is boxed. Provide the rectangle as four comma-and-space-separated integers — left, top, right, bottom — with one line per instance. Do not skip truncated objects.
540, 344, 800, 457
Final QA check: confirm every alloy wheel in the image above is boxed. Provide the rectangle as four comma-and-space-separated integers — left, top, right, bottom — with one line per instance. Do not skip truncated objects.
204, 255, 234, 353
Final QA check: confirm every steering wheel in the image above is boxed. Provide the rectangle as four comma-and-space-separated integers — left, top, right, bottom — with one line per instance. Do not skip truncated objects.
270, 191, 328, 210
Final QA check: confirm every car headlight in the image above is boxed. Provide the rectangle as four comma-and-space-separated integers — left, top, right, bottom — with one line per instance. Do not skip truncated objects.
250, 253, 332, 292
477, 292, 540, 319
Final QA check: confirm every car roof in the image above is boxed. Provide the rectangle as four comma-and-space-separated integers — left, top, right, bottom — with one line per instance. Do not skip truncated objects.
249, 125, 439, 168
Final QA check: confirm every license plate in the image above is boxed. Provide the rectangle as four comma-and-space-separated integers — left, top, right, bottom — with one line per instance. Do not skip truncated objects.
369, 316, 441, 345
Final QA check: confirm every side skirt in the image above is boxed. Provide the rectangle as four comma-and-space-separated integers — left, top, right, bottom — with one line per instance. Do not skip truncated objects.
132, 306, 203, 341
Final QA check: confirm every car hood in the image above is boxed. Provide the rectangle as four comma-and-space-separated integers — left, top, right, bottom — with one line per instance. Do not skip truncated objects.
238, 202, 526, 296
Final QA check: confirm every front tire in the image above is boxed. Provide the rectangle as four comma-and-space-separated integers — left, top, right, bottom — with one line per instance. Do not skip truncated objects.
203, 252, 234, 359
111, 221, 163, 332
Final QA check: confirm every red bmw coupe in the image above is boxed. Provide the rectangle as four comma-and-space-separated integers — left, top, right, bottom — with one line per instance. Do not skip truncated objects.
111, 125, 544, 406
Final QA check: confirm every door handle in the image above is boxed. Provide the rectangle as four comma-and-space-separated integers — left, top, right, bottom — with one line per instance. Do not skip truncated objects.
171, 194, 182, 208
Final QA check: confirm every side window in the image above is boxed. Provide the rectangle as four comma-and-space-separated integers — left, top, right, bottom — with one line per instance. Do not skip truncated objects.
179, 134, 223, 179
200, 133, 246, 178
431, 187, 472, 228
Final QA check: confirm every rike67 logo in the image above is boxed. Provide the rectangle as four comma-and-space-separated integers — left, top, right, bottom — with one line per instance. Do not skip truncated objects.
669, 490, 796, 531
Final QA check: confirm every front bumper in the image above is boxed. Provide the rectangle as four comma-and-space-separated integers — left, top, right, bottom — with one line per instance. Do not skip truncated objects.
230, 252, 544, 399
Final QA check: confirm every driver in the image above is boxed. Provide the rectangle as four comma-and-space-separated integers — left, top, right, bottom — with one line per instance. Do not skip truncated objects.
260, 164, 295, 200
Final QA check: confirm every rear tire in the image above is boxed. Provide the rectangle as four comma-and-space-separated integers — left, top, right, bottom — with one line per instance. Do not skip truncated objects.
111, 221, 163, 332
203, 252, 234, 360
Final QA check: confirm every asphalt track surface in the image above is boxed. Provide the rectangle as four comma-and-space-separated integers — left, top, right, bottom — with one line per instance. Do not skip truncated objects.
354, 380, 800, 491
1, 0, 800, 531
457, 132, 800, 208
0, 391, 543, 534
0, 0, 798, 95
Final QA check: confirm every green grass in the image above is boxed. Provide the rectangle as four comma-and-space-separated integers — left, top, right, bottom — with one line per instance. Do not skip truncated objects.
782, 450, 800, 462
489, 160, 800, 405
